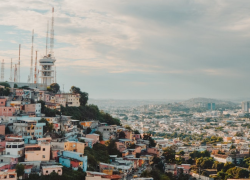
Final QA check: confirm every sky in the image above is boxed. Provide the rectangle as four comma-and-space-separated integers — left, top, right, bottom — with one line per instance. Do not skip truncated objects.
0, 0, 250, 100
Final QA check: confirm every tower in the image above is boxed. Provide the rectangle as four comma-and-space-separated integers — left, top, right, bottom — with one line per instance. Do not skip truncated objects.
18, 44, 21, 82
34, 51, 38, 84
29, 30, 34, 83
39, 7, 56, 86
10, 58, 12, 81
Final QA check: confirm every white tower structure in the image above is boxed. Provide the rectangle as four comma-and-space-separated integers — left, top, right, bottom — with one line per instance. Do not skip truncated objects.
39, 7, 56, 86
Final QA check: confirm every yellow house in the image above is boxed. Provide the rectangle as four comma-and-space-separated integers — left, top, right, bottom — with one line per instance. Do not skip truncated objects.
80, 121, 93, 128
64, 141, 85, 154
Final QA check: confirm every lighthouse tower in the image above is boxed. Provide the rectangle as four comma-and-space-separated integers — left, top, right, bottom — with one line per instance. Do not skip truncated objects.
40, 7, 56, 86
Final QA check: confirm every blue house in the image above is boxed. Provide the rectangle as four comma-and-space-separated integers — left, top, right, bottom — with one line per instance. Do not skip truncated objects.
59, 151, 87, 171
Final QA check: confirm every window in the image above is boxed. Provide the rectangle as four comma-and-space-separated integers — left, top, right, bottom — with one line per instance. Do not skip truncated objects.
53, 170, 55, 172
58, 170, 61, 172
9, 109, 11, 111
7, 152, 10, 155
42, 155, 45, 158
12, 145, 17, 148
43, 148, 45, 151
46, 171, 48, 173
0, 159, 2, 162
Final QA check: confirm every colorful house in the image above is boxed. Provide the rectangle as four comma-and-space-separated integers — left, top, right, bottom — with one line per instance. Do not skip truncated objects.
64, 141, 85, 154
24, 138, 51, 161
59, 151, 87, 171
0, 169, 17, 180
42, 165, 63, 176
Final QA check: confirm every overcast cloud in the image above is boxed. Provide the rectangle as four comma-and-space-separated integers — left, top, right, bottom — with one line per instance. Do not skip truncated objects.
0, 0, 250, 100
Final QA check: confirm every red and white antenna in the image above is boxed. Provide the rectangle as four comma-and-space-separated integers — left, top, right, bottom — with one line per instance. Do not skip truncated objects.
34, 50, 38, 84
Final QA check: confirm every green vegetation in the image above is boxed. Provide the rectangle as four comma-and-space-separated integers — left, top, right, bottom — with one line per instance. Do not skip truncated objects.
48, 83, 60, 93
15, 163, 24, 179
61, 105, 120, 125
26, 167, 86, 180
84, 141, 120, 171
38, 100, 58, 117
0, 82, 10, 96
38, 118, 53, 133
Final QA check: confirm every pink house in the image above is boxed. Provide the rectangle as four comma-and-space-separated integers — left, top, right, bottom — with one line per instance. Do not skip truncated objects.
0, 163, 10, 171
133, 134, 141, 140
42, 165, 63, 176
116, 142, 126, 152
0, 107, 15, 116
178, 164, 191, 174
0, 125, 5, 135
147, 147, 162, 157
45, 94, 50, 102
0, 99, 6, 107
86, 134, 100, 144
124, 130, 133, 140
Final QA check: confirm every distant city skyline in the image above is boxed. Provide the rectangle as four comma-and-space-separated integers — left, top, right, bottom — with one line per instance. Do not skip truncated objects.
1, 1, 250, 99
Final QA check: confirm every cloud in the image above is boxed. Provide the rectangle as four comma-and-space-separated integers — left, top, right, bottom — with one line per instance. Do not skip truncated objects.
0, 0, 250, 99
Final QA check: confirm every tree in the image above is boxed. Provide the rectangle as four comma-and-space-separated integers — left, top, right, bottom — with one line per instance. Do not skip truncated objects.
50, 83, 60, 93
177, 150, 185, 156
0, 82, 10, 88
14, 84, 18, 88
134, 130, 140, 134
15, 164, 24, 179
86, 127, 91, 134
149, 137, 156, 147
118, 131, 126, 139
70, 86, 88, 106
94, 131, 103, 141
163, 147, 176, 163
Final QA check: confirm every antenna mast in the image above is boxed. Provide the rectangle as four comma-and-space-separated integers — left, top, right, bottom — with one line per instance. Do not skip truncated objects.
34, 50, 38, 84
50, 7, 54, 57
46, 21, 49, 56
10, 58, 12, 81
18, 44, 21, 82
14, 64, 17, 82
1, 60, 4, 81
29, 30, 34, 83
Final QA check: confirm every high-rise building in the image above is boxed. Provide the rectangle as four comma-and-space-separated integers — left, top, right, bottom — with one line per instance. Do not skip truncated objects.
241, 101, 250, 112
207, 103, 215, 110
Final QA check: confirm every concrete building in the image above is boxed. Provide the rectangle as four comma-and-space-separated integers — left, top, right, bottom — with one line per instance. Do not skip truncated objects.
42, 165, 63, 176
242, 101, 250, 112
24, 103, 41, 116
0, 107, 15, 116
59, 151, 87, 171
64, 141, 85, 154
0, 169, 17, 180
24, 138, 51, 161
5, 137, 24, 157
61, 93, 80, 107
39, 54, 56, 86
